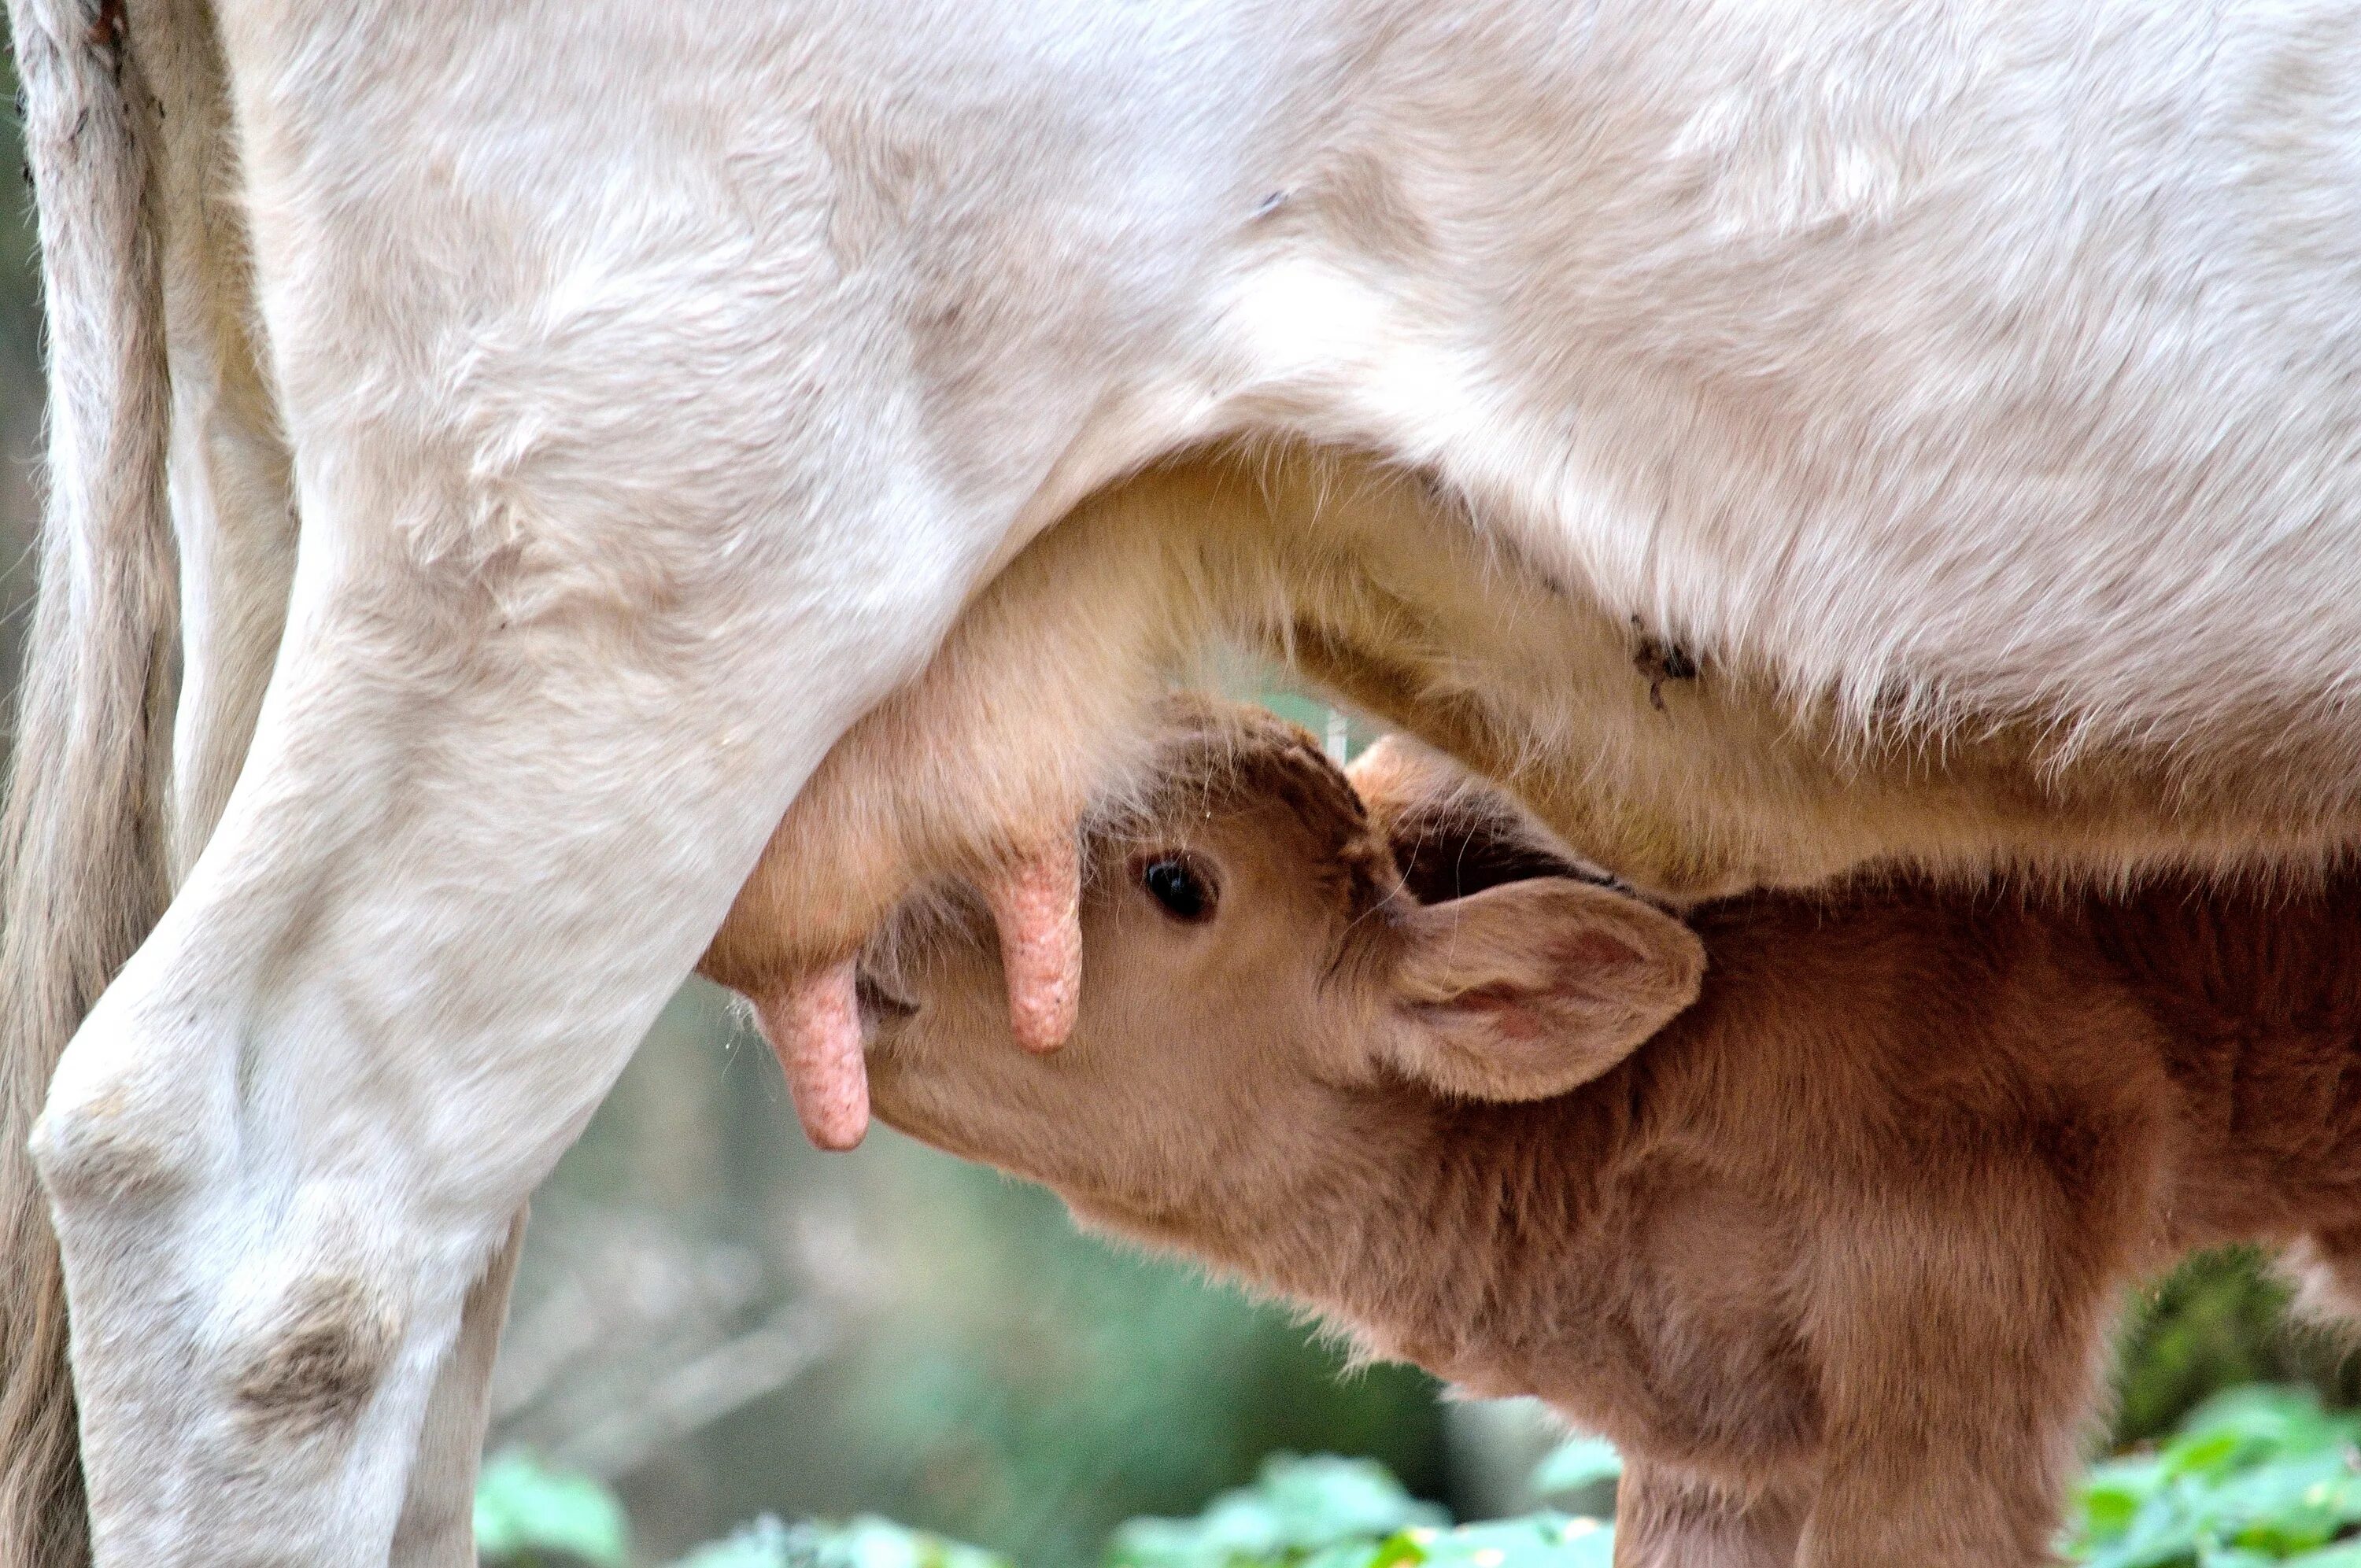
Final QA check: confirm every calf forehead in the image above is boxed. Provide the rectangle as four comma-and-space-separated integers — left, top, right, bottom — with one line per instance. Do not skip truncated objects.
1114, 698, 1395, 893
1348, 735, 1611, 902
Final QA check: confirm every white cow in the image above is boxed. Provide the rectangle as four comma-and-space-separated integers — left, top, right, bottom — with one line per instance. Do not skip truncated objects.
11, 1, 2361, 1564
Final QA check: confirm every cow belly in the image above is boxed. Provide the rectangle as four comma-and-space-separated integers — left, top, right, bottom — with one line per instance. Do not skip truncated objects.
1058, 445, 2361, 903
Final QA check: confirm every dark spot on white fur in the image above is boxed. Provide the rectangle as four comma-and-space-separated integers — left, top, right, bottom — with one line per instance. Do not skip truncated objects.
232, 1276, 398, 1440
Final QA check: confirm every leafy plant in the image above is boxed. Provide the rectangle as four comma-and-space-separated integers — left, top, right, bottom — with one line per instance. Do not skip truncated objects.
2112, 1251, 2332, 1444
1097, 1452, 1610, 1568
2066, 1386, 2361, 1566
1526, 1438, 1621, 1503
1106, 1455, 1447, 1568
478, 1443, 1613, 1568
483, 1384, 2361, 1568
475, 1450, 631, 1567
669, 1514, 1012, 1568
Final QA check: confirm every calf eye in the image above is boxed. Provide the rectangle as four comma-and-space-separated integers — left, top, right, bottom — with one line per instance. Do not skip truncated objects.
1140, 855, 1216, 923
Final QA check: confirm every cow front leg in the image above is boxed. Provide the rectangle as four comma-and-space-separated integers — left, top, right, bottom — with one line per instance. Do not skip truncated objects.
31, 462, 1006, 1562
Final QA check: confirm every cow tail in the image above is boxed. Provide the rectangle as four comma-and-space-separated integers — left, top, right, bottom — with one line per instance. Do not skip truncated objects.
0, 0, 179, 1561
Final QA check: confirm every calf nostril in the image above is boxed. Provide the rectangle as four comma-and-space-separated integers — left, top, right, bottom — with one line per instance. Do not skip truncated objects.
855, 963, 916, 1024
854, 968, 918, 1024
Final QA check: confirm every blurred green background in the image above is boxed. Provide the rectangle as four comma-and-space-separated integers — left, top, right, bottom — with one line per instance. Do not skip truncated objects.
0, 57, 2355, 1568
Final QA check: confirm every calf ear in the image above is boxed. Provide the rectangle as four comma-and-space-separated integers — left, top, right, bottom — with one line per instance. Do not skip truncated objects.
1384, 880, 1705, 1101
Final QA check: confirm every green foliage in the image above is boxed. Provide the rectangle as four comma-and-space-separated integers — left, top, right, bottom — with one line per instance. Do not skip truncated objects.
1524, 1439, 1621, 1503
2067, 1386, 2361, 1566
1106, 1455, 1447, 1567
486, 1385, 2361, 1568
2114, 1251, 2317, 1444
667, 1515, 1012, 1568
1374, 1514, 1616, 1568
1101, 1452, 1614, 1568
475, 1451, 631, 1567
812, 1151, 1443, 1567
481, 1446, 1613, 1568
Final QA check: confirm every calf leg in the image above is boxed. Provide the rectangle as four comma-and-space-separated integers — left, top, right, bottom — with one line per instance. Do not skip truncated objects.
1613, 1460, 1801, 1567
1794, 1171, 2130, 1568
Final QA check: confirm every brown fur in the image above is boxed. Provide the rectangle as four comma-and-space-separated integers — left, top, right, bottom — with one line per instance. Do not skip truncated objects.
846, 706, 2361, 1567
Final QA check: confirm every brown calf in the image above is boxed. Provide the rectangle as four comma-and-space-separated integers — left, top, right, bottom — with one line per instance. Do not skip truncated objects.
833, 699, 2361, 1566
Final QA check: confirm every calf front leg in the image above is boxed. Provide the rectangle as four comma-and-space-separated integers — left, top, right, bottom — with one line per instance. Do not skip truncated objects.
1794, 1164, 2134, 1568
1613, 1460, 1801, 1567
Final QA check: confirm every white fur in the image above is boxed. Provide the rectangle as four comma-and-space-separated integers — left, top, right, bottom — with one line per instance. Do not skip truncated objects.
12, 0, 2361, 1562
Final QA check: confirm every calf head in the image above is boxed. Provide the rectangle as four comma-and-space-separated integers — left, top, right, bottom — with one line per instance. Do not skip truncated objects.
859, 699, 1705, 1223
